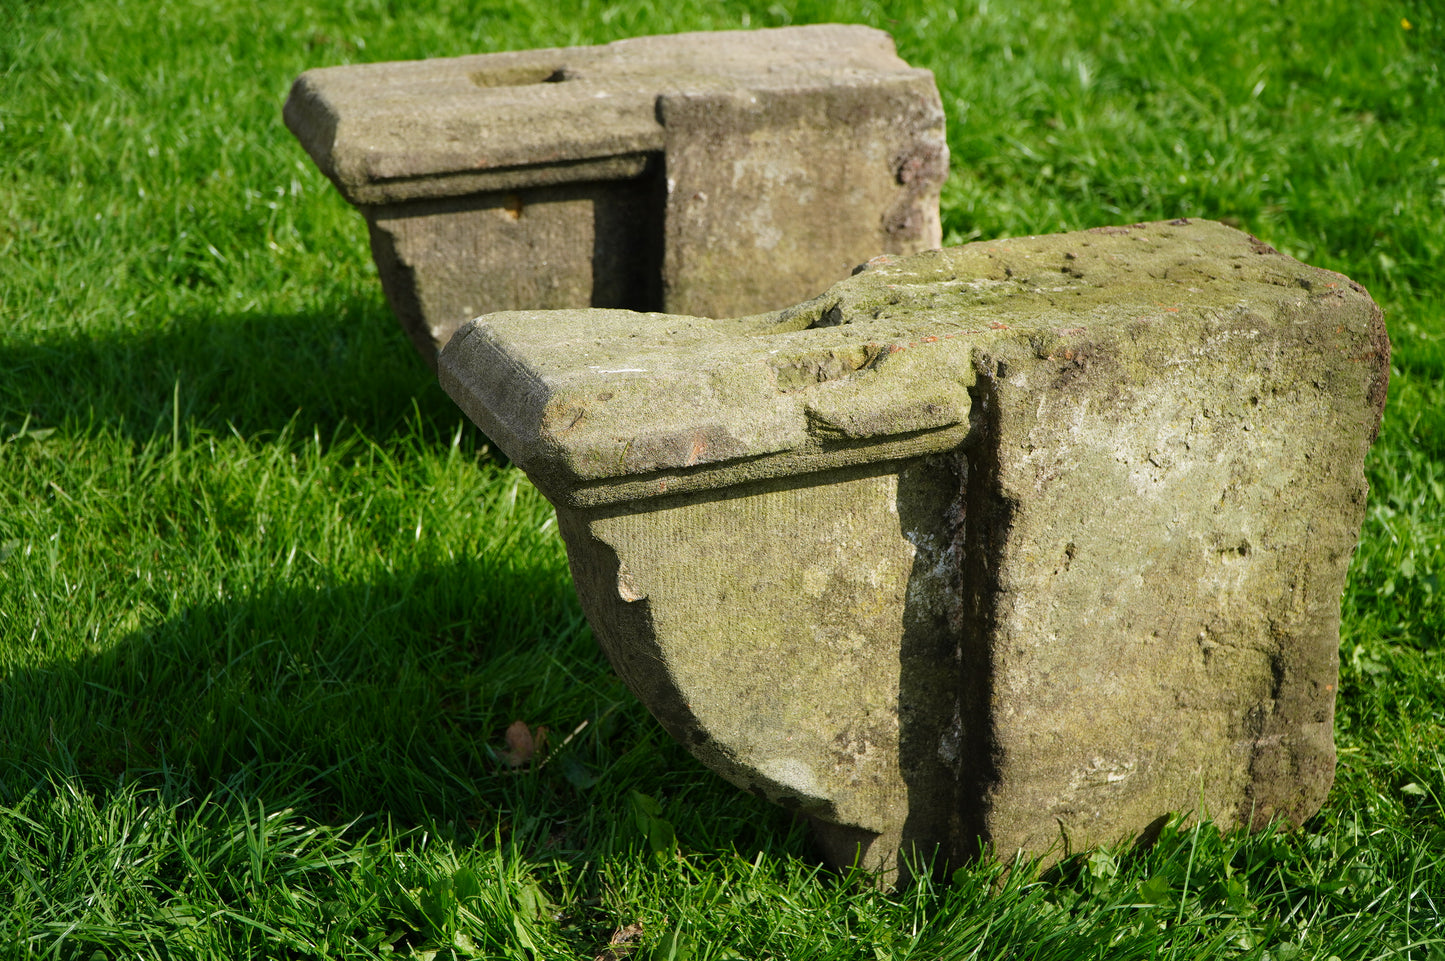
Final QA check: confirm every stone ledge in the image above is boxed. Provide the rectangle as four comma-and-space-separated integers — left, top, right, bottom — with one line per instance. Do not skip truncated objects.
442, 220, 1386, 506
286, 25, 924, 205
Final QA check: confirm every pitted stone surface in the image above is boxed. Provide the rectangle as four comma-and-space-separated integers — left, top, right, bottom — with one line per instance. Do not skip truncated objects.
285, 25, 946, 363
440, 220, 1389, 877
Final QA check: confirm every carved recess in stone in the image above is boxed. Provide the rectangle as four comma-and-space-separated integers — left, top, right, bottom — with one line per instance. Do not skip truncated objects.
438, 220, 1389, 878
284, 25, 947, 366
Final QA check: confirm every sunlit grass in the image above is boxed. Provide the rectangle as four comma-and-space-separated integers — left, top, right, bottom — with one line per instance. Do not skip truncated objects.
1, 0, 1441, 956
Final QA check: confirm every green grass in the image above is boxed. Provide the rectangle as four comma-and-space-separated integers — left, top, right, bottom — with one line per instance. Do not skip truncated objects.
1, 0, 1442, 957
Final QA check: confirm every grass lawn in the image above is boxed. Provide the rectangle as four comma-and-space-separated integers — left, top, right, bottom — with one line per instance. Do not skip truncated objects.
1, 0, 1442, 957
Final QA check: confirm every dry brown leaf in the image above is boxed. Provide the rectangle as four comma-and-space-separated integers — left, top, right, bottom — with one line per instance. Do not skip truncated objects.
501, 720, 549, 767
593, 922, 644, 961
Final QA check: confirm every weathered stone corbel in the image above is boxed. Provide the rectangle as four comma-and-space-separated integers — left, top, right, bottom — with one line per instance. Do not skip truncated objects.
285, 25, 947, 365
439, 220, 1388, 878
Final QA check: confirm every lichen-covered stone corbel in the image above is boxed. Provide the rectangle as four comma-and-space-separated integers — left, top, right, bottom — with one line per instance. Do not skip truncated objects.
285, 25, 946, 366
439, 220, 1389, 879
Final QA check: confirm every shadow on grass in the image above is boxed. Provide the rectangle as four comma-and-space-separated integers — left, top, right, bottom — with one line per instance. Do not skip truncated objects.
0, 549, 794, 860
0, 548, 631, 837
0, 294, 819, 862
0, 296, 481, 450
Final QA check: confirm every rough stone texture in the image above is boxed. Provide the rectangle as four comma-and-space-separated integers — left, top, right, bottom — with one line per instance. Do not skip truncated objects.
438, 220, 1389, 878
284, 25, 946, 365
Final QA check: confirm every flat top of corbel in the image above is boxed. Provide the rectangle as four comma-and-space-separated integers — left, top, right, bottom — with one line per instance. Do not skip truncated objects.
284, 24, 929, 204
439, 220, 1383, 510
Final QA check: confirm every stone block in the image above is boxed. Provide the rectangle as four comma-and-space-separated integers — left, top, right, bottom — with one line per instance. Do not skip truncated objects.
284, 25, 947, 365
438, 220, 1389, 878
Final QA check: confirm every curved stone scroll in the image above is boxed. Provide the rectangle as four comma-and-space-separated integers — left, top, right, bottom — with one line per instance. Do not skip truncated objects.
439, 220, 1389, 878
